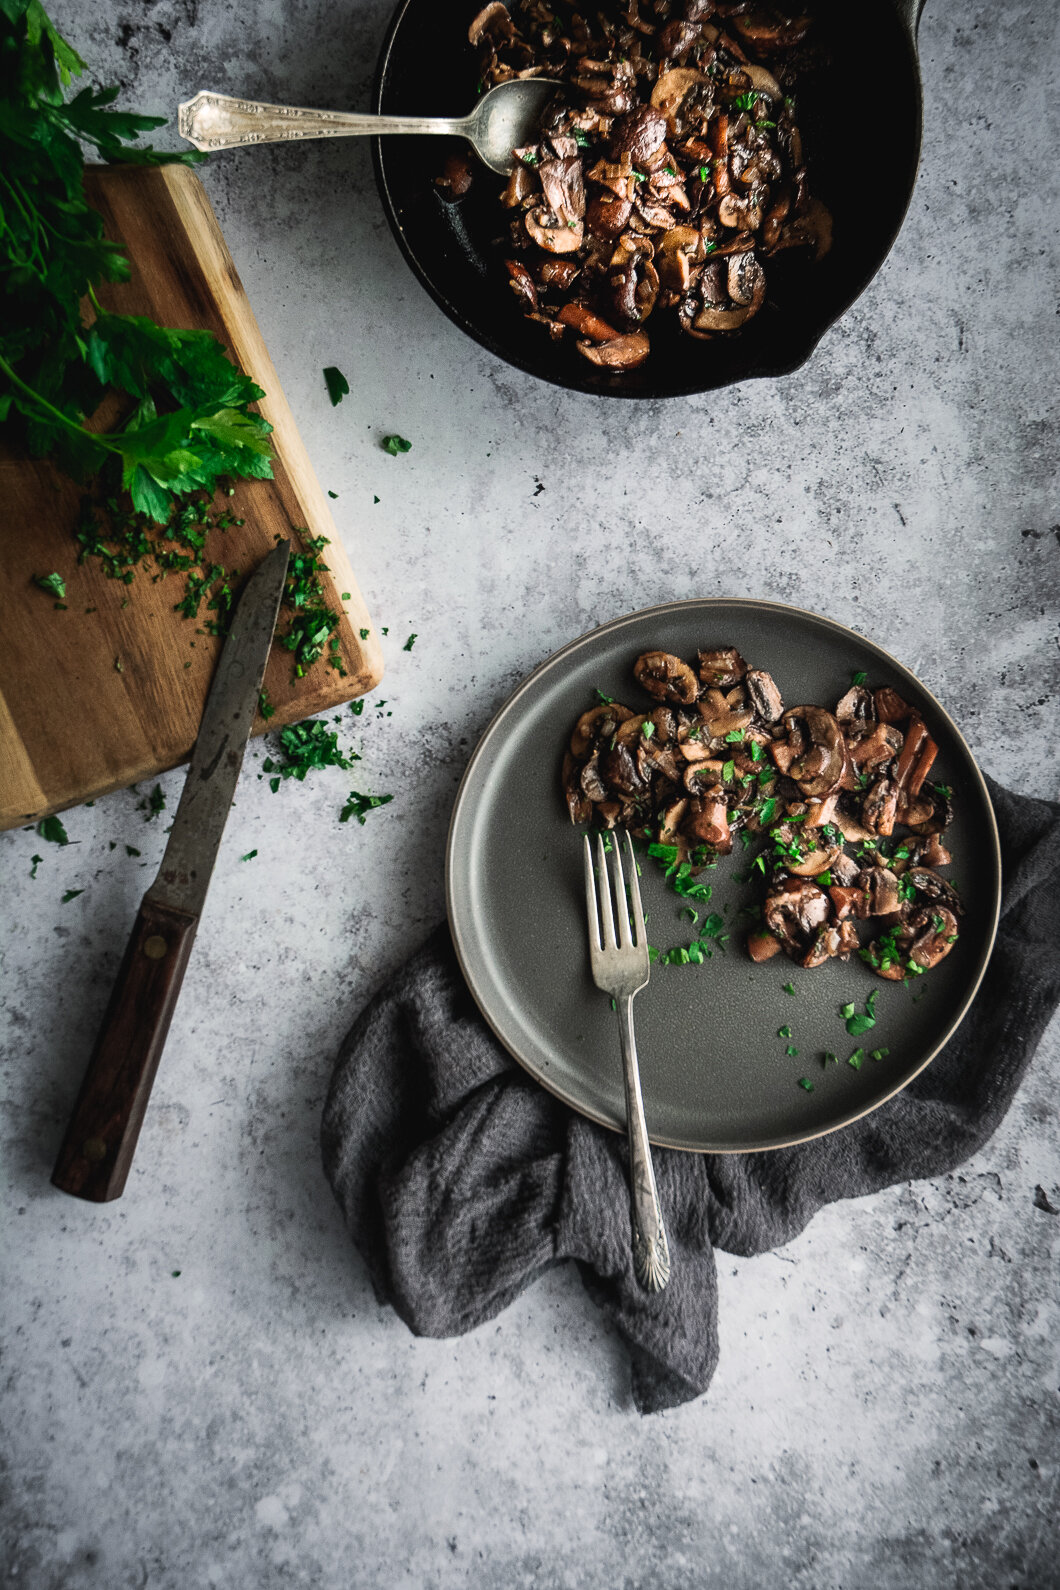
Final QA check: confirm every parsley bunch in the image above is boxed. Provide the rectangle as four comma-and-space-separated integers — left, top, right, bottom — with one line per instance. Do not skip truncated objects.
0, 0, 274, 519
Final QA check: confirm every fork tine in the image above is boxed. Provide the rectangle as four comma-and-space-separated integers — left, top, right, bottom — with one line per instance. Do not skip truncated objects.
582, 835, 600, 952
625, 831, 647, 948
611, 832, 633, 947
595, 834, 617, 949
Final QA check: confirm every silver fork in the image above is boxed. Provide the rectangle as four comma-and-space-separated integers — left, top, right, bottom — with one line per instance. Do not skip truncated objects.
583, 831, 671, 1294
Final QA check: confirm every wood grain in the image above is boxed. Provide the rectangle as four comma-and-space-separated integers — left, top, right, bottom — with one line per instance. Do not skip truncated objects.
0, 164, 383, 830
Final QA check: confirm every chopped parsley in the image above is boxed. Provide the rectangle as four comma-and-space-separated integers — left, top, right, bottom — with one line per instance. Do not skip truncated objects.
258, 688, 276, 721
778, 1025, 792, 1039
339, 790, 394, 825
847, 1048, 866, 1070
34, 572, 66, 599
351, 699, 364, 715
851, 670, 868, 686
403, 633, 417, 651
783, 982, 796, 996
139, 784, 166, 821
382, 434, 412, 456
29, 854, 43, 878
843, 989, 878, 1035
264, 719, 358, 785
797, 1077, 813, 1092
641, 720, 656, 739
61, 888, 84, 903
323, 366, 350, 406
785, 1045, 799, 1057
594, 689, 614, 704
125, 845, 141, 857
37, 815, 70, 846
240, 850, 257, 861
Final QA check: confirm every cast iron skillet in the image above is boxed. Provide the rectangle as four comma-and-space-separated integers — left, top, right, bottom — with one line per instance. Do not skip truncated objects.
373, 0, 929, 397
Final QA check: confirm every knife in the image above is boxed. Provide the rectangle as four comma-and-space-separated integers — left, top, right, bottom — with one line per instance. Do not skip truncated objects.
51, 538, 291, 1203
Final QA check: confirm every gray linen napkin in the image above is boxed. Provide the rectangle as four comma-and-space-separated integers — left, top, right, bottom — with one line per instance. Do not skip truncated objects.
322, 778, 1060, 1412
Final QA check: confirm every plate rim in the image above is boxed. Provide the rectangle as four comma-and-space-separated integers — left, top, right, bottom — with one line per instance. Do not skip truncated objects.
445, 597, 1002, 1154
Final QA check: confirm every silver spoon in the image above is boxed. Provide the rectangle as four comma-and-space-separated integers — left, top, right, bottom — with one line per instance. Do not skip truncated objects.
177, 78, 562, 175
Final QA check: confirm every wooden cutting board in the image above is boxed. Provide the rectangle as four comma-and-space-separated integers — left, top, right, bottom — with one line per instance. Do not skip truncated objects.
0, 164, 383, 831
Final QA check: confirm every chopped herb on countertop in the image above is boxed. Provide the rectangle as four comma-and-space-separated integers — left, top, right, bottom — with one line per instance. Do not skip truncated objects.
264, 719, 358, 785
61, 889, 84, 903
34, 572, 67, 599
403, 634, 417, 651
241, 850, 257, 861
323, 366, 350, 406
125, 845, 141, 857
382, 435, 412, 456
29, 854, 43, 878
351, 700, 364, 715
37, 816, 70, 845
328, 491, 339, 499
139, 784, 165, 821
339, 790, 394, 825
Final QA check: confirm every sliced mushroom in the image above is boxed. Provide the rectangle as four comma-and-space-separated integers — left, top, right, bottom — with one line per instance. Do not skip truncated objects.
569, 702, 634, 758
556, 302, 622, 341
468, 1, 512, 45
747, 929, 784, 962
697, 646, 747, 688
731, 11, 812, 52
634, 650, 701, 704
562, 751, 592, 823
764, 877, 830, 957
874, 687, 912, 723
861, 776, 899, 837
538, 157, 586, 226
598, 741, 648, 797
859, 865, 901, 917
835, 684, 874, 725
609, 106, 668, 163
686, 787, 732, 852
905, 868, 964, 916
577, 333, 651, 368
525, 208, 585, 253
745, 667, 783, 721
849, 721, 903, 770
783, 706, 846, 799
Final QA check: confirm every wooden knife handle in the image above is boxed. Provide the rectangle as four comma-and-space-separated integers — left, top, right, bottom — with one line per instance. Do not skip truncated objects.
51, 897, 199, 1202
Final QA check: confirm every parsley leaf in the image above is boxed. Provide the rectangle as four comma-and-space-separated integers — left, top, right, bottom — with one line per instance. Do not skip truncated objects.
323, 366, 350, 406
34, 572, 67, 599
37, 815, 70, 845
339, 790, 394, 824
382, 434, 412, 456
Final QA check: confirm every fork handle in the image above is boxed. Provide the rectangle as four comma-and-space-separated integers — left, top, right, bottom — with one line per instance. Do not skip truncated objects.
617, 995, 671, 1293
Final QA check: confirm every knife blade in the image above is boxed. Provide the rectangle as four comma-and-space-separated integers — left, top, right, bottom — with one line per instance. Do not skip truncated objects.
51, 539, 291, 1203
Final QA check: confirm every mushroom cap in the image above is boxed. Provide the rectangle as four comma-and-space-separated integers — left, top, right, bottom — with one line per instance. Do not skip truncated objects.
525, 208, 585, 253
576, 332, 651, 368
784, 705, 846, 798
634, 650, 701, 704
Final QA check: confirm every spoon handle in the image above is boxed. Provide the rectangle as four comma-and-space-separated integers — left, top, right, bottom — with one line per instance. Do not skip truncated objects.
178, 91, 466, 153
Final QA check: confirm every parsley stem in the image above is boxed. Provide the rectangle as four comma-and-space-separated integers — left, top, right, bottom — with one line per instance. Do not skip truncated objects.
0, 352, 113, 452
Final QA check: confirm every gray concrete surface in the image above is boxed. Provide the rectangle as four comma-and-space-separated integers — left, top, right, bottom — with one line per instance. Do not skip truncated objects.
2, 0, 1059, 1585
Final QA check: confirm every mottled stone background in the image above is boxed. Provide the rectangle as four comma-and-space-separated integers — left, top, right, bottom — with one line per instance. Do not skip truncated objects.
2, 0, 1058, 1584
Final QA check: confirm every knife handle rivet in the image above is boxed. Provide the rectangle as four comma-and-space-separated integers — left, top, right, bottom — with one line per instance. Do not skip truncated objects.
82, 1137, 108, 1162
143, 935, 168, 960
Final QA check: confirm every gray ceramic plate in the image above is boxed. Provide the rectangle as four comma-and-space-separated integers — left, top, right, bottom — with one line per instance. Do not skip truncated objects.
446, 600, 1001, 1153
